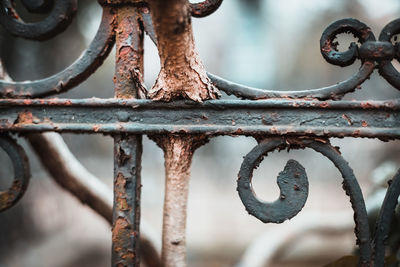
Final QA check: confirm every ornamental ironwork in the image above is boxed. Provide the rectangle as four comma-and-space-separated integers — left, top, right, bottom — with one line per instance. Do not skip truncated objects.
0, 1, 399, 266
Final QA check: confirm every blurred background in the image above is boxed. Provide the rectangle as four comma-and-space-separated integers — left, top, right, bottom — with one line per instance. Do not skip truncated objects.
0, 0, 400, 266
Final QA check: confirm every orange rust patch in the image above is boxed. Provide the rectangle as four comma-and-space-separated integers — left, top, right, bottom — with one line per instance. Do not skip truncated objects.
112, 216, 135, 261
319, 102, 329, 108
112, 217, 130, 242
48, 98, 59, 105
15, 111, 37, 124
360, 102, 375, 109
291, 102, 300, 107
115, 173, 129, 211
321, 40, 332, 53
361, 121, 368, 127
121, 251, 135, 260
93, 125, 101, 132
235, 128, 243, 134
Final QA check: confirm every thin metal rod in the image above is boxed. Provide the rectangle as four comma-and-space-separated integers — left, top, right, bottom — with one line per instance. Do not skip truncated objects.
112, 134, 143, 266
112, 6, 145, 266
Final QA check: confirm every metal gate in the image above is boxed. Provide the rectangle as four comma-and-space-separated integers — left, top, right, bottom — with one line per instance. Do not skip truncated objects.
0, 0, 399, 266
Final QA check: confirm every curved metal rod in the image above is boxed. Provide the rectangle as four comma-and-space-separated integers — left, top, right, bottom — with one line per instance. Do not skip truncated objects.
209, 18, 377, 100
237, 138, 309, 224
237, 138, 372, 265
0, 134, 30, 212
305, 140, 372, 265
141, 10, 157, 44
320, 18, 375, 67
0, 0, 77, 41
190, 0, 223, 18
208, 62, 374, 100
0, 6, 116, 98
378, 18, 400, 90
373, 168, 400, 267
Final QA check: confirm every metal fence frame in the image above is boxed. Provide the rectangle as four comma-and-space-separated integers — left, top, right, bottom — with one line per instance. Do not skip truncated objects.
0, 1, 399, 266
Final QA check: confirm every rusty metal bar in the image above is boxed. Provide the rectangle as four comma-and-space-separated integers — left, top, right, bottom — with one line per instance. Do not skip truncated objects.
112, 5, 144, 266
0, 98, 398, 139
113, 134, 143, 266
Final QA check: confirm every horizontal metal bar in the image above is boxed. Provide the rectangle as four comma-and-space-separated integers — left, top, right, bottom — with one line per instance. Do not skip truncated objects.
0, 98, 399, 139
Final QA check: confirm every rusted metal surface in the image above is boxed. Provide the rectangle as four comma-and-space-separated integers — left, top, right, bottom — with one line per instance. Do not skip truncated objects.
0, 98, 398, 139
114, 6, 145, 99
112, 5, 146, 267
0, 135, 30, 212
113, 135, 142, 266
99, 0, 146, 6
0, 1, 399, 266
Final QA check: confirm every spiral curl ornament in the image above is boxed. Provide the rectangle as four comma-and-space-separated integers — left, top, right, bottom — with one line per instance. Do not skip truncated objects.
0, 6, 116, 98
237, 138, 309, 224
320, 18, 375, 66
237, 138, 372, 265
190, 0, 223, 18
0, 135, 30, 212
207, 19, 378, 100
0, 0, 77, 41
378, 18, 400, 90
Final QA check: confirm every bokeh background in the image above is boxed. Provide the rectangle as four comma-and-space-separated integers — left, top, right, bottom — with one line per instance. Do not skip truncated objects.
0, 0, 400, 266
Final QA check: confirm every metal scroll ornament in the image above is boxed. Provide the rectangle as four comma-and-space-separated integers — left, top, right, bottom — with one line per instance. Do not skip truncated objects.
0, 135, 30, 212
0, 0, 115, 98
237, 138, 373, 264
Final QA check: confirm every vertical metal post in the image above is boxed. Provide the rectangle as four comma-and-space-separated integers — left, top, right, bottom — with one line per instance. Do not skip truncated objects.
113, 135, 142, 266
112, 5, 144, 267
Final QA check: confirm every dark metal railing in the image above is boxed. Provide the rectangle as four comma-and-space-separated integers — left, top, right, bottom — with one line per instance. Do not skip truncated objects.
0, 0, 399, 266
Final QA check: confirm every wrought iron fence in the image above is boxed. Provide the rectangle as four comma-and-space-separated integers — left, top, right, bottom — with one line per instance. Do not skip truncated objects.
0, 0, 399, 266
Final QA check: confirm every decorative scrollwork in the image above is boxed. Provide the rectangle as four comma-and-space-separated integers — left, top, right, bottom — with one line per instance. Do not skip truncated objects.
190, 0, 223, 18
206, 18, 400, 101
378, 19, 400, 90
0, 6, 116, 98
319, 18, 376, 66
0, 135, 30, 212
237, 138, 372, 265
0, 0, 77, 41
237, 138, 309, 224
